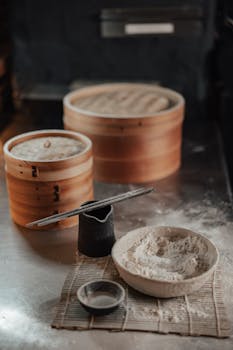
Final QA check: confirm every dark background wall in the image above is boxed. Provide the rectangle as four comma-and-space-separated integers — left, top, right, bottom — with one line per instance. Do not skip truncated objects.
0, 0, 13, 129
215, 0, 233, 189
3, 0, 233, 188
9, 0, 216, 120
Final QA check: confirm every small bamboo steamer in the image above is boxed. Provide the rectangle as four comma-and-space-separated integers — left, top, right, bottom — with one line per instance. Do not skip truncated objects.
63, 83, 185, 183
3, 129, 94, 229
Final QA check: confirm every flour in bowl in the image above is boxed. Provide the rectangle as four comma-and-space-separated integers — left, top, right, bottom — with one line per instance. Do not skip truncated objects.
120, 233, 210, 281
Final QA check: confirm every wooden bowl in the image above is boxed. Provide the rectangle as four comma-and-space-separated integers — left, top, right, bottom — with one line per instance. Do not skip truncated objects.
63, 83, 185, 183
112, 226, 219, 298
3, 129, 94, 229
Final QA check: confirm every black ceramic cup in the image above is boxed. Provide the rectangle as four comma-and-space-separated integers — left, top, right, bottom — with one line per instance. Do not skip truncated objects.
78, 200, 115, 257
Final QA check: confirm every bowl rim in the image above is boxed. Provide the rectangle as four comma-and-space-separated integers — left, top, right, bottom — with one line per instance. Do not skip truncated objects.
64, 82, 185, 119
77, 279, 125, 310
3, 129, 92, 164
80, 200, 114, 223
112, 226, 219, 285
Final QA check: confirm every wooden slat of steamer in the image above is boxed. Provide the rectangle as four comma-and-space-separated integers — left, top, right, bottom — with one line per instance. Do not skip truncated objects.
6, 178, 93, 207
64, 123, 181, 160
132, 94, 168, 114
5, 170, 93, 195
63, 108, 184, 137
94, 146, 181, 183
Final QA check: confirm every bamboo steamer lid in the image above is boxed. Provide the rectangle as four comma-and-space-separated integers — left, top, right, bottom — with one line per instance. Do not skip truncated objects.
63, 83, 185, 183
3, 129, 94, 229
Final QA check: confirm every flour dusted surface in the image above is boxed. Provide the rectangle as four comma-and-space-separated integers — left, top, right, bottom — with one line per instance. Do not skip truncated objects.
10, 136, 85, 161
121, 233, 210, 281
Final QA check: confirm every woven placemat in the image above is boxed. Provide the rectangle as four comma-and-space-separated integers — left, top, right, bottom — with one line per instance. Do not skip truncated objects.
51, 255, 230, 338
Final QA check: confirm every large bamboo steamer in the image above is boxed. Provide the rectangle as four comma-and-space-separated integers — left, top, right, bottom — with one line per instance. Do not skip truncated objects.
63, 83, 185, 183
3, 130, 94, 229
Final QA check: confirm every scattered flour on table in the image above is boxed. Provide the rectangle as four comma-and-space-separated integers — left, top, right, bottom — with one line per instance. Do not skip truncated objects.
128, 303, 210, 323
121, 233, 210, 281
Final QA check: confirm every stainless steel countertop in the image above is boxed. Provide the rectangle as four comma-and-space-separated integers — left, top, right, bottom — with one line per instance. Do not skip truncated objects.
0, 120, 233, 350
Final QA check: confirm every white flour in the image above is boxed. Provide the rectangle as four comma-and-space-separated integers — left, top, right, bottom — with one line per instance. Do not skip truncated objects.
121, 233, 209, 281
